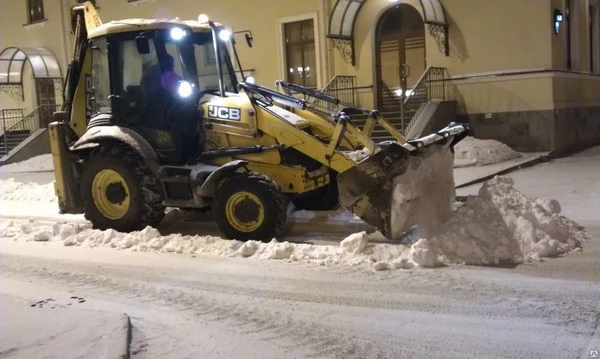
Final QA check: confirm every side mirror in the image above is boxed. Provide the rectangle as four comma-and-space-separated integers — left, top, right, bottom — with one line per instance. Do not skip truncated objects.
136, 36, 150, 55
245, 33, 254, 48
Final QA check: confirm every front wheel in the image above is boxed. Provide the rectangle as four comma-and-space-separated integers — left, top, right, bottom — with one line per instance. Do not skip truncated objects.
212, 173, 286, 241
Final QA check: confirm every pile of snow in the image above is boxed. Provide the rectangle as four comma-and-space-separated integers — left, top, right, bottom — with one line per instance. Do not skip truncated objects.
0, 154, 54, 173
0, 176, 588, 271
0, 220, 374, 267
417, 176, 588, 266
454, 136, 521, 167
0, 178, 56, 202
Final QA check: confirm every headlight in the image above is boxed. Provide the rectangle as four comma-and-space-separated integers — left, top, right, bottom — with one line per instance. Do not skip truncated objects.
170, 27, 187, 41
177, 81, 193, 98
219, 29, 231, 41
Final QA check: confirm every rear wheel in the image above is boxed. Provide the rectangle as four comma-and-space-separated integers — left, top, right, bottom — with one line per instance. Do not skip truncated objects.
80, 145, 165, 232
212, 173, 286, 241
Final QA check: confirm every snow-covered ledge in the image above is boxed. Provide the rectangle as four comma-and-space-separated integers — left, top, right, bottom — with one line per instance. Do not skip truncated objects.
0, 129, 50, 166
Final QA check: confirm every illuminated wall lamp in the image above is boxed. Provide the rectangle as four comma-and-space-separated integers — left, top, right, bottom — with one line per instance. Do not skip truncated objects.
553, 8, 564, 34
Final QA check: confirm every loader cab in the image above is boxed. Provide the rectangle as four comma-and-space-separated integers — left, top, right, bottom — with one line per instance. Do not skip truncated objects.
88, 23, 240, 164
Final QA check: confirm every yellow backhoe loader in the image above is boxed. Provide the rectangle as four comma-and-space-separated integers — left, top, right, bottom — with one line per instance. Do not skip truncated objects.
49, 2, 471, 241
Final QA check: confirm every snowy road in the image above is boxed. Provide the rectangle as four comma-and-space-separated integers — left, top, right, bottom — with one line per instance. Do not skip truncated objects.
1, 147, 599, 358
2, 237, 599, 359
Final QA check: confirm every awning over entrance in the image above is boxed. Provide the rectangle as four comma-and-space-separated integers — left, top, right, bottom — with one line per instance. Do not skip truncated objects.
419, 0, 447, 26
328, 0, 367, 40
327, 0, 449, 66
327, 0, 367, 66
0, 47, 62, 84
0, 47, 62, 101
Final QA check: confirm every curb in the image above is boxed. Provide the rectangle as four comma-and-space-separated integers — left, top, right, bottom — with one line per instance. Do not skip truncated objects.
105, 313, 132, 359
454, 154, 551, 189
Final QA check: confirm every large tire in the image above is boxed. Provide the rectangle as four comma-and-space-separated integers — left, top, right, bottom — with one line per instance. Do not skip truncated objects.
212, 173, 286, 241
80, 145, 165, 232
291, 170, 340, 211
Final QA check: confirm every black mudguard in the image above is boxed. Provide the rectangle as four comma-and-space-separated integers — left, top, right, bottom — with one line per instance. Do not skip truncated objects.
71, 125, 160, 172
196, 160, 249, 197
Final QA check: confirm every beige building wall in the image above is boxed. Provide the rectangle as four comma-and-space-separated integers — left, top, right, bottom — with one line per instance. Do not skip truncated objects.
2, 0, 597, 111
0, 0, 69, 115
0, 0, 598, 152
333, 0, 554, 83
327, 0, 568, 110
553, 72, 600, 108
90, 0, 324, 89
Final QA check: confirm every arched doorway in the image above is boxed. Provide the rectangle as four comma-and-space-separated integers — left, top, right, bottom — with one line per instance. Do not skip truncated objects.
0, 47, 63, 128
375, 4, 426, 111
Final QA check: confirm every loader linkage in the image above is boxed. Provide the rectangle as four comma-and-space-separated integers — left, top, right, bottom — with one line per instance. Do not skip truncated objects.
275, 80, 473, 239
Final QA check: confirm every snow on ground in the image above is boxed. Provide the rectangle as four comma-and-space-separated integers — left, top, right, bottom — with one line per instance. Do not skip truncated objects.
422, 176, 589, 266
454, 136, 522, 167
0, 178, 56, 202
0, 293, 130, 359
0, 154, 53, 173
0, 176, 588, 271
0, 156, 57, 202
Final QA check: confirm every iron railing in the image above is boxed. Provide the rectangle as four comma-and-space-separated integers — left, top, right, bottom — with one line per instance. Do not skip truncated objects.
1, 104, 61, 155
310, 75, 357, 114
276, 68, 447, 140
0, 109, 25, 136
403, 66, 446, 134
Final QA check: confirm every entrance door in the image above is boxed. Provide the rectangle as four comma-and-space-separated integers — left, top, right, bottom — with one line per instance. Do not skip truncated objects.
35, 78, 56, 128
375, 4, 426, 111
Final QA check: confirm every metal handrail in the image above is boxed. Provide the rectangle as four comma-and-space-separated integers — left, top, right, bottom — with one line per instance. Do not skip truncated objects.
403, 67, 446, 135
403, 66, 434, 105
1, 109, 25, 136
310, 75, 358, 113
1, 104, 60, 155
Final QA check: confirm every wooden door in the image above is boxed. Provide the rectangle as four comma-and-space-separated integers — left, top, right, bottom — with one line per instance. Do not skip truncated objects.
35, 78, 56, 128
376, 31, 425, 110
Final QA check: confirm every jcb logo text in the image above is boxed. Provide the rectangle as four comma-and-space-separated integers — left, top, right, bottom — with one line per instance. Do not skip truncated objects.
208, 106, 241, 121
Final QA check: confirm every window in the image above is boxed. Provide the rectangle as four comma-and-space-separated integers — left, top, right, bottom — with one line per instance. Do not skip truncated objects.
284, 19, 317, 88
590, 4, 600, 73
91, 38, 111, 117
192, 32, 236, 93
26, 0, 45, 24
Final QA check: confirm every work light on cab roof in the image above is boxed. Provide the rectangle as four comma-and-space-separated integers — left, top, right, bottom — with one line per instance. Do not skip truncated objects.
198, 14, 209, 24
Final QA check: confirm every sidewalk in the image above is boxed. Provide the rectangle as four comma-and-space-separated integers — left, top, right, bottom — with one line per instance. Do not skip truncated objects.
453, 152, 549, 188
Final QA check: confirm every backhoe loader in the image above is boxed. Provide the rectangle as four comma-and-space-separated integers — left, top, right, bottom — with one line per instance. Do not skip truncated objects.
49, 2, 471, 241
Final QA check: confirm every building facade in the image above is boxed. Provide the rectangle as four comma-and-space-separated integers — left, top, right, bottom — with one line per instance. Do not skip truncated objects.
1, 0, 599, 154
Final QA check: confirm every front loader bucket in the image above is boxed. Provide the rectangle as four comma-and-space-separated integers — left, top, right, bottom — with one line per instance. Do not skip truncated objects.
337, 123, 471, 239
